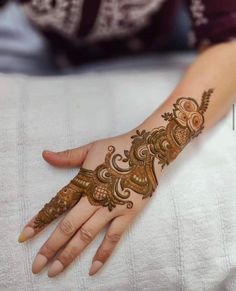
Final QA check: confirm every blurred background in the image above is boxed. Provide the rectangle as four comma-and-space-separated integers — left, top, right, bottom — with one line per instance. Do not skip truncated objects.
0, 2, 192, 76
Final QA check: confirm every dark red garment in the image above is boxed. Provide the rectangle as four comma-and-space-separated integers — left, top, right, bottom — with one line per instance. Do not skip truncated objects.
16, 0, 236, 66
185, 0, 236, 47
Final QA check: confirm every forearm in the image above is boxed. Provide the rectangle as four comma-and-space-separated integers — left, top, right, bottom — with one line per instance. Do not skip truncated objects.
141, 41, 236, 131
129, 42, 236, 176
18, 43, 236, 253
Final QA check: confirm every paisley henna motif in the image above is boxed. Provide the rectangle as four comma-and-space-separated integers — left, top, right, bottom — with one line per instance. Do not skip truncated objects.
33, 88, 213, 229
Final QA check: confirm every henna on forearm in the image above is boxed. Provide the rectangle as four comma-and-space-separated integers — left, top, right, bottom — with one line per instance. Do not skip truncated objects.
33, 89, 213, 229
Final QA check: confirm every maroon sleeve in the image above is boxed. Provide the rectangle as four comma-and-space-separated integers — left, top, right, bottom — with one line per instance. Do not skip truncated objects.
185, 0, 236, 49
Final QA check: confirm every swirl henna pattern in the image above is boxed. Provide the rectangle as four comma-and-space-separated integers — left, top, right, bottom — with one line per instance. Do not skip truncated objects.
33, 89, 213, 229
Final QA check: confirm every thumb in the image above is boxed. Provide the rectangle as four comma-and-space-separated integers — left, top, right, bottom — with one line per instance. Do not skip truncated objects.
42, 142, 94, 168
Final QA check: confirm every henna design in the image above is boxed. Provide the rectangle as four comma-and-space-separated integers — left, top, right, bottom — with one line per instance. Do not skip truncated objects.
33, 89, 213, 229
34, 183, 83, 229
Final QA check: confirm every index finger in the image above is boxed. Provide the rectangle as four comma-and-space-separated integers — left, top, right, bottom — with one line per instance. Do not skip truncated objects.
18, 177, 83, 243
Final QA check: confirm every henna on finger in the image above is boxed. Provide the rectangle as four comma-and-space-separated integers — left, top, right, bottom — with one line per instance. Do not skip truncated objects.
33, 89, 213, 228
33, 180, 83, 229
18, 181, 84, 242
18, 185, 84, 242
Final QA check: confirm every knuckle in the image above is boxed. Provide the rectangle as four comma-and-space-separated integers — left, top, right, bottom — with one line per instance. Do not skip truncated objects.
105, 232, 121, 243
58, 250, 75, 266
79, 227, 94, 243
69, 245, 79, 256
39, 242, 56, 259
96, 248, 112, 261
59, 219, 76, 236
62, 150, 73, 166
63, 149, 71, 158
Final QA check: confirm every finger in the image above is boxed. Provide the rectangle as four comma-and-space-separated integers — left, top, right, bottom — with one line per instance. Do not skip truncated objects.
32, 196, 100, 275
42, 142, 94, 168
18, 177, 83, 243
47, 207, 115, 277
89, 214, 133, 276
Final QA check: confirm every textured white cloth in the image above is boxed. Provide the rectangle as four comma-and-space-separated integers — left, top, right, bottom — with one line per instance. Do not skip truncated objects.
0, 54, 236, 291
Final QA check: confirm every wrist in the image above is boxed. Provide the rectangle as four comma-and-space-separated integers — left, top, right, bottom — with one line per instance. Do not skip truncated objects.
128, 88, 214, 173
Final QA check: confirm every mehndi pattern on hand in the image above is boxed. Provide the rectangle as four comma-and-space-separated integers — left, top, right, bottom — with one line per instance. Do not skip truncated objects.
33, 88, 214, 229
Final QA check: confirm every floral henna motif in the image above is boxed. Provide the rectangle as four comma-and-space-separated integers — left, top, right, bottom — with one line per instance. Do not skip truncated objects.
33, 89, 213, 229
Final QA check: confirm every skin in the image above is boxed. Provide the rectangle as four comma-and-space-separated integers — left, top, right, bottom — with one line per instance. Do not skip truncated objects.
30, 93, 212, 232
18, 41, 236, 277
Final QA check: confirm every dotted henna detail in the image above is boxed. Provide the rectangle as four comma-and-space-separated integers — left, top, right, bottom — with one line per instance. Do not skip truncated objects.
33, 88, 213, 229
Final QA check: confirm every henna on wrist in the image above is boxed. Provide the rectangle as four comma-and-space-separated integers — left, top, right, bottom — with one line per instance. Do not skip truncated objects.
33, 89, 213, 229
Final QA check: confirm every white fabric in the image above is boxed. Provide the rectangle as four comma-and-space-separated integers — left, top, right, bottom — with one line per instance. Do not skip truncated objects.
0, 54, 236, 291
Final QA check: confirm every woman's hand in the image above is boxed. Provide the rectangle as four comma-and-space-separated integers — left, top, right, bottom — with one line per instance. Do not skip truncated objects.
17, 41, 236, 280
18, 132, 158, 277
18, 89, 215, 278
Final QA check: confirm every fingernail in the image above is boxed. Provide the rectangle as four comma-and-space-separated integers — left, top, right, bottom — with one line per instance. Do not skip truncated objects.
89, 261, 103, 276
18, 226, 35, 243
48, 260, 64, 277
32, 254, 48, 274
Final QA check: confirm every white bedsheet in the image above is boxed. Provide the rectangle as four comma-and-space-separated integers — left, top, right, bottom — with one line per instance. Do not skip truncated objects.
0, 54, 236, 291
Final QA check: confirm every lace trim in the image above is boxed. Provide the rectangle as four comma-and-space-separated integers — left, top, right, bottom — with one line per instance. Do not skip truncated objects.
23, 0, 165, 41
189, 0, 208, 27
23, 0, 84, 36
86, 0, 166, 42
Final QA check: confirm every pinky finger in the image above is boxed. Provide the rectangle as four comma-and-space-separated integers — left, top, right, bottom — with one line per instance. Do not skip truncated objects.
89, 214, 133, 276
